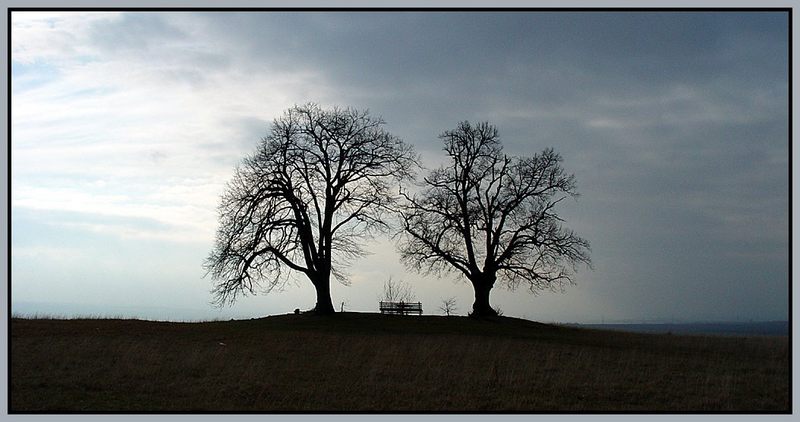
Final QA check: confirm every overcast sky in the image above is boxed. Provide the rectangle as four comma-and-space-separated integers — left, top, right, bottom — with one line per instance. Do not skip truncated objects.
10, 11, 789, 323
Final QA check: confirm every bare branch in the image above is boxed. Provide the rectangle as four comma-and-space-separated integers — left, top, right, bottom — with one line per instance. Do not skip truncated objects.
397, 121, 590, 317
205, 103, 418, 312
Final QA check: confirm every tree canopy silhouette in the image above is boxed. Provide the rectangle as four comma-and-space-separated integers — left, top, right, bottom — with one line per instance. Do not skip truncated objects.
398, 121, 590, 317
205, 103, 417, 314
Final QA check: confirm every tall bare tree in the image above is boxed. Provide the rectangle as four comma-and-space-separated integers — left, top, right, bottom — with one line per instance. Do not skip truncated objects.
205, 104, 417, 314
399, 121, 590, 317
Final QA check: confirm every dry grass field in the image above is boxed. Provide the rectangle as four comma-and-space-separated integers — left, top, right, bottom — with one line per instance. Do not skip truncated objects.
10, 313, 790, 412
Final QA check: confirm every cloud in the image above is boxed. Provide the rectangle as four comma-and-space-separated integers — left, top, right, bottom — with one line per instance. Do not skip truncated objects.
11, 12, 336, 246
13, 186, 215, 243
11, 12, 123, 64
10, 11, 789, 322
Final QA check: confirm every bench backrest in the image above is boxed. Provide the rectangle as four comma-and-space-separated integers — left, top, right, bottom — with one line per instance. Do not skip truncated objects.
379, 301, 423, 314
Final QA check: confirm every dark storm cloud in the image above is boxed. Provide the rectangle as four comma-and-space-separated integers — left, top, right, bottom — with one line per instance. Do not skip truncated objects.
196, 12, 786, 106
178, 11, 787, 321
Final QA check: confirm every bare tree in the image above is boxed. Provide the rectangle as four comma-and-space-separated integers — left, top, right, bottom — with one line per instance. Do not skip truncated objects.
205, 103, 417, 314
439, 297, 458, 316
381, 276, 416, 303
399, 121, 590, 317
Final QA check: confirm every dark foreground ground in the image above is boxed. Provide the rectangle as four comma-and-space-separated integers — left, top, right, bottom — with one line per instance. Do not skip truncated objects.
10, 313, 789, 412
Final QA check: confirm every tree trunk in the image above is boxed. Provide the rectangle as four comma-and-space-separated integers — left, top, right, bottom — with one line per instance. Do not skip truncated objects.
311, 275, 336, 314
470, 276, 497, 317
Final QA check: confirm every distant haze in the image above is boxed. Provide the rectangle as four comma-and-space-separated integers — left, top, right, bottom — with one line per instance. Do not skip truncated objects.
11, 11, 789, 323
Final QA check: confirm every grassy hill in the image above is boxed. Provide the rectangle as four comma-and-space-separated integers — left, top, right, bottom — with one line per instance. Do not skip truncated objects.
10, 312, 789, 412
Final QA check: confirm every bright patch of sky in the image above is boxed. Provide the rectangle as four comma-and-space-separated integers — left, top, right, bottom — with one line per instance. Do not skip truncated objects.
10, 11, 789, 323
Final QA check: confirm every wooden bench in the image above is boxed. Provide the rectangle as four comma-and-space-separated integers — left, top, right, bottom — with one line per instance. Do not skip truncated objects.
379, 301, 423, 315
